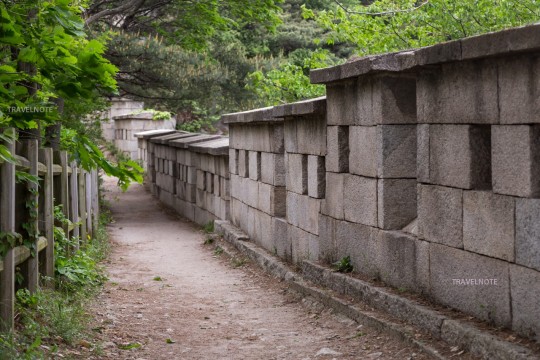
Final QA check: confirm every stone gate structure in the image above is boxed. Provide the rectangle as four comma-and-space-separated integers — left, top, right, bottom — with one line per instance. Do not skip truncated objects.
138, 24, 540, 344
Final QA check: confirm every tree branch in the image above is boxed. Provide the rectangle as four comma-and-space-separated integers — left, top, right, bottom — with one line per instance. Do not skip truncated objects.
85, 0, 147, 26
333, 0, 430, 16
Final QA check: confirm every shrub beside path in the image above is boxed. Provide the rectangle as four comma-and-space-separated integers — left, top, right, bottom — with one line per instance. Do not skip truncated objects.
86, 177, 432, 359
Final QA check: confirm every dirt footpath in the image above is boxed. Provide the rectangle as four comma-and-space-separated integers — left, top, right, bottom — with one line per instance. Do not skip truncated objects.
88, 177, 430, 360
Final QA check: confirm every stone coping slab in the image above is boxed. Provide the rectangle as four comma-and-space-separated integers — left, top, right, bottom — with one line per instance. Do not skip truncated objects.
221, 106, 280, 124
187, 137, 229, 156
149, 132, 195, 144
273, 96, 326, 118
134, 129, 177, 139
168, 134, 222, 149
310, 23, 540, 84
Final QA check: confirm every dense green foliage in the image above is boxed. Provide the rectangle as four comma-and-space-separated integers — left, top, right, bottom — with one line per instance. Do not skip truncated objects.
0, 206, 111, 359
0, 1, 117, 128
85, 0, 283, 116
253, 0, 540, 105
0, 0, 143, 189
305, 0, 540, 55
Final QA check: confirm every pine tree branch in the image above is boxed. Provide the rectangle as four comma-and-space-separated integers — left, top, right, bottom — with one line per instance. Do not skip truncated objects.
85, 0, 147, 26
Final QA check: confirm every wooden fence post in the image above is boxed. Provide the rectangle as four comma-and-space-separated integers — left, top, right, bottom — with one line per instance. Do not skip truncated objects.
58, 151, 70, 235
85, 171, 92, 237
39, 148, 54, 283
91, 169, 99, 232
78, 170, 87, 243
25, 140, 39, 293
69, 162, 79, 250
0, 136, 16, 330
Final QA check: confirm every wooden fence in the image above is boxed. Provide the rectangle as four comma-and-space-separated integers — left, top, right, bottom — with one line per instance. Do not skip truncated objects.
0, 136, 99, 330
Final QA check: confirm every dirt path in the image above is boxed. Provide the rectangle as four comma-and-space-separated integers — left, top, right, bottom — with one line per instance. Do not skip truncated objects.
87, 177, 430, 360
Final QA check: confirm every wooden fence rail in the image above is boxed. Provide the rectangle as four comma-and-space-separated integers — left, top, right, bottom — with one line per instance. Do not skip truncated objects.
0, 134, 99, 330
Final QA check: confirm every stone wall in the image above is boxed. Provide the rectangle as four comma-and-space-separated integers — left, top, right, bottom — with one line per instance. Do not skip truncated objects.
114, 112, 175, 160
138, 25, 540, 342
136, 130, 229, 226
102, 98, 145, 142
223, 108, 288, 256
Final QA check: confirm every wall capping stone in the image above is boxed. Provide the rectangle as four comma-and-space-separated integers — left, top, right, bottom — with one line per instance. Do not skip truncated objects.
310, 23, 540, 84
221, 106, 279, 124
273, 96, 327, 118
134, 129, 176, 139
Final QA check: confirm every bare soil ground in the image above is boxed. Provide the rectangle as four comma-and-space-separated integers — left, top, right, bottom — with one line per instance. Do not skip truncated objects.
82, 178, 434, 359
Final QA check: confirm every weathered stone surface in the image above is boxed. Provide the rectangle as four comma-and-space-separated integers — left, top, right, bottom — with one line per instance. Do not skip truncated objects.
377, 231, 430, 294
272, 217, 291, 262
296, 115, 327, 155
461, 23, 540, 60
499, 56, 540, 124
158, 188, 175, 208
417, 124, 430, 183
492, 125, 540, 197
229, 149, 238, 175
373, 75, 416, 125
238, 149, 249, 178
195, 188, 205, 208
206, 172, 213, 193
516, 198, 540, 271
248, 151, 261, 181
415, 40, 462, 66
348, 125, 416, 179
377, 179, 417, 230
430, 243, 511, 327
269, 124, 285, 154
256, 210, 273, 252
463, 191, 515, 261
417, 60, 498, 124
418, 184, 463, 248
175, 197, 195, 222
326, 126, 349, 173
220, 178, 230, 201
349, 126, 377, 177
246, 206, 259, 242
247, 179, 259, 208
230, 198, 247, 229
156, 173, 175, 194
289, 225, 319, 264
258, 183, 286, 217
335, 220, 379, 278
318, 214, 336, 264
286, 153, 307, 195
377, 125, 417, 179
273, 96, 326, 118
218, 157, 229, 178
510, 264, 540, 342
220, 199, 230, 220
326, 80, 357, 126
343, 174, 377, 227
194, 206, 215, 226
286, 192, 320, 235
307, 155, 325, 199
261, 152, 285, 186
284, 120, 298, 153
427, 125, 491, 189
321, 172, 345, 219
213, 175, 220, 196
440, 319, 537, 360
